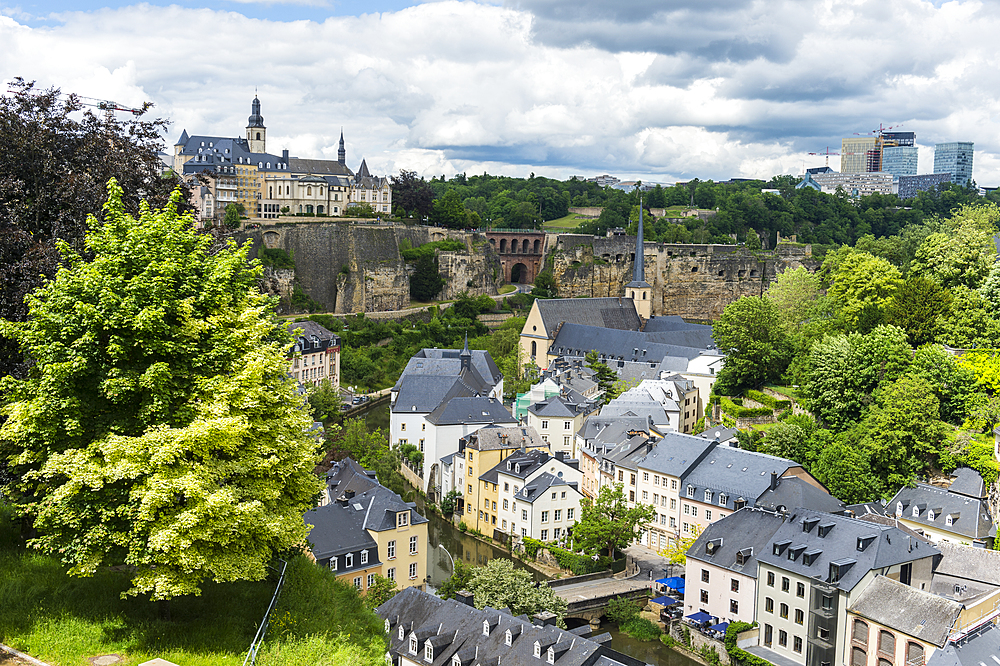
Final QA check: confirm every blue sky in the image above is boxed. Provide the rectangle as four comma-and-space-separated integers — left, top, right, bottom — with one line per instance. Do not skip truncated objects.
2, 0, 998, 184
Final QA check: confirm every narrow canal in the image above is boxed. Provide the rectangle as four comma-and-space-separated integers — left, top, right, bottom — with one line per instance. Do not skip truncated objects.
338, 400, 701, 666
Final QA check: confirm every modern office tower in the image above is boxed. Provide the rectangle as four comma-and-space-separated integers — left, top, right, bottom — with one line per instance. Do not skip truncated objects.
841, 137, 877, 173
934, 142, 975, 186
882, 131, 915, 147
882, 145, 919, 178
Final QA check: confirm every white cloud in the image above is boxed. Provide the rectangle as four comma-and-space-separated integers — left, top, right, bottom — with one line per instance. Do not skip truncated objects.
2, 0, 1000, 184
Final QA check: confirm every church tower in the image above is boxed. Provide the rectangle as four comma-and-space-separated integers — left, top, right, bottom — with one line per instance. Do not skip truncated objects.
625, 198, 653, 319
246, 95, 266, 154
338, 129, 346, 165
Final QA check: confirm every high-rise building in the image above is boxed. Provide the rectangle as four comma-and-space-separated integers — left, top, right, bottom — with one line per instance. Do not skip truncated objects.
882, 146, 919, 178
934, 142, 975, 186
841, 137, 877, 173
882, 131, 915, 146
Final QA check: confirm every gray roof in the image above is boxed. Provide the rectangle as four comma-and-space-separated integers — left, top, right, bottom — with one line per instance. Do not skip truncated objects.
426, 397, 516, 426
534, 298, 642, 337
601, 434, 656, 472
600, 399, 672, 428
681, 447, 802, 511
325, 457, 380, 498
697, 426, 739, 444
549, 323, 715, 366
757, 509, 940, 593
392, 348, 501, 414
528, 394, 594, 418
755, 476, 844, 515
948, 467, 988, 499
514, 472, 580, 503
933, 541, 1000, 586
927, 623, 1000, 666
482, 448, 555, 484
377, 587, 640, 666
888, 480, 994, 541
849, 576, 963, 647
461, 425, 545, 453
685, 508, 787, 579
288, 157, 353, 177
631, 432, 718, 479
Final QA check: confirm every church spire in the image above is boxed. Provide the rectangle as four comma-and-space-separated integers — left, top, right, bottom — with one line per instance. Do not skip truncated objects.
634, 195, 645, 284
625, 192, 652, 319
338, 128, 346, 165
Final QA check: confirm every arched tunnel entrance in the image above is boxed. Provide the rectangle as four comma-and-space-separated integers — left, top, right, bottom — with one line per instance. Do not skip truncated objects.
510, 262, 529, 283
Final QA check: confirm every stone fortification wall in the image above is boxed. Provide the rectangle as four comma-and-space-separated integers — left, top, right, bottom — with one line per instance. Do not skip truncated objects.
550, 234, 819, 321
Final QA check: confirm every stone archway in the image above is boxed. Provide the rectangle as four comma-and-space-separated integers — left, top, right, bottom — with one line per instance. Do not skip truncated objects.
510, 262, 529, 283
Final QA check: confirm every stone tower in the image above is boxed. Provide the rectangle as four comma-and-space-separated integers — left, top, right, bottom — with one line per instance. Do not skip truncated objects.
246, 95, 266, 154
338, 129, 346, 165
625, 197, 652, 319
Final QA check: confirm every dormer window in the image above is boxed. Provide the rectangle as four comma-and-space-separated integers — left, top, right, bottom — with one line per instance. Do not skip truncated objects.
399, 626, 404, 640
452, 655, 462, 666
409, 636, 418, 654
534, 641, 541, 658
719, 493, 727, 507
734, 498, 747, 510
817, 522, 835, 538
547, 646, 555, 664
331, 556, 338, 571
507, 461, 512, 470
506, 629, 513, 646
483, 620, 490, 636
896, 502, 904, 517
946, 513, 958, 526
802, 549, 821, 566
704, 489, 712, 503
398, 512, 409, 528
425, 642, 433, 662
687, 485, 695, 498
928, 509, 936, 521
736, 548, 752, 565
705, 538, 722, 555
857, 535, 877, 551
912, 506, 920, 517
345, 553, 353, 568
361, 549, 369, 564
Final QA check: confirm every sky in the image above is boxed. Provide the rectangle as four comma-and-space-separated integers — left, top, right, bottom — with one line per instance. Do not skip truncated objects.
2, 0, 999, 185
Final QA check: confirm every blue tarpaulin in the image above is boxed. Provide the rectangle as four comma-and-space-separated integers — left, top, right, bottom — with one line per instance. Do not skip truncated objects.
686, 611, 713, 624
709, 622, 730, 633
651, 596, 680, 607
657, 576, 686, 590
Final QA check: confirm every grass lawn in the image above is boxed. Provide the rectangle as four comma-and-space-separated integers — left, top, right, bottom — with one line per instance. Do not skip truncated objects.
499, 285, 517, 294
750, 422, 781, 433
0, 510, 385, 666
542, 213, 590, 230
764, 384, 799, 400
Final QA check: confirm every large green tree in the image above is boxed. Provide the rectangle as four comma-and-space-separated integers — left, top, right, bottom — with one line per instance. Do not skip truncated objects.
0, 180, 322, 600
573, 482, 656, 560
467, 558, 568, 623
711, 296, 792, 393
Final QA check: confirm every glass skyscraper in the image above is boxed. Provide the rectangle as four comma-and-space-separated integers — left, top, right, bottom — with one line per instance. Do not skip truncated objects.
882, 146, 918, 178
934, 142, 974, 185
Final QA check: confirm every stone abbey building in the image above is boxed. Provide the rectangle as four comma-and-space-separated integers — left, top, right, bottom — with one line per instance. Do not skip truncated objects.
174, 96, 391, 222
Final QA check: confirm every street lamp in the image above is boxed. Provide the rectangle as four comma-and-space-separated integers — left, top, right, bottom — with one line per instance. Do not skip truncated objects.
438, 544, 456, 573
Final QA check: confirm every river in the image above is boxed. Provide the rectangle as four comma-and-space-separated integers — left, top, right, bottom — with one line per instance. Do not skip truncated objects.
337, 400, 700, 666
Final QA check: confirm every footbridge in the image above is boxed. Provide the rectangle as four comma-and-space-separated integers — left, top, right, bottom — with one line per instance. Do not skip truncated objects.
551, 570, 652, 628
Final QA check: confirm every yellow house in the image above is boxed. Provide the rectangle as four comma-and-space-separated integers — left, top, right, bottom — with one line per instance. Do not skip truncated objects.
306, 458, 428, 593
453, 425, 547, 535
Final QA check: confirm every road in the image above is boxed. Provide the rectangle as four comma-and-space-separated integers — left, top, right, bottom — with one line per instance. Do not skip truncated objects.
553, 576, 652, 605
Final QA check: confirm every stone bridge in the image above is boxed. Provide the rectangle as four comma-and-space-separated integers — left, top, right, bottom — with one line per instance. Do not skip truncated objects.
551, 571, 652, 628
485, 230, 546, 284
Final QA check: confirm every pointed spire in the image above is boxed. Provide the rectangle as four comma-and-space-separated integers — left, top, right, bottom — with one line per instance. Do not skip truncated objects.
247, 94, 264, 128
338, 128, 346, 165
633, 194, 645, 283
460, 334, 471, 372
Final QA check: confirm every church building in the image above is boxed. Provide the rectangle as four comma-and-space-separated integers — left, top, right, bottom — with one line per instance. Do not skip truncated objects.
173, 96, 391, 222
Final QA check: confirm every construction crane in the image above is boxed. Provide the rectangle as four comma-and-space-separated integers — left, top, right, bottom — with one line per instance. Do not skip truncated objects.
853, 123, 903, 172
808, 147, 840, 167
5, 88, 152, 120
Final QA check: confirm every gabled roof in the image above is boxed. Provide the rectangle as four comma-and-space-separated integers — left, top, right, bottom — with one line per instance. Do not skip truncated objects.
888, 480, 994, 540
755, 476, 844, 515
462, 425, 544, 453
288, 157, 353, 177
632, 432, 717, 479
757, 509, 940, 592
326, 457, 379, 499
948, 467, 988, 499
426, 397, 516, 426
515, 472, 579, 503
533, 298, 642, 338
933, 541, 1000, 587
175, 129, 189, 145
550, 323, 712, 364
483, 448, 553, 484
849, 576, 963, 647
927, 622, 1000, 666
528, 394, 593, 418
682, 447, 801, 511
392, 348, 501, 414
686, 508, 786, 578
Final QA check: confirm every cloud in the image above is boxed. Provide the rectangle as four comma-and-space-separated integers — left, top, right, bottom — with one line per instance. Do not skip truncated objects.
2, 0, 1000, 184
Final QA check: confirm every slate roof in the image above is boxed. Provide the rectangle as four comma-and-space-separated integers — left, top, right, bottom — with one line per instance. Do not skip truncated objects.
948, 467, 989, 499
288, 157, 353, 177
514, 472, 580, 503
685, 508, 787, 579
682, 447, 802, 511
578, 415, 662, 460
426, 396, 516, 426
755, 476, 844, 515
757, 508, 940, 593
600, 396, 672, 428
528, 394, 594, 418
550, 323, 710, 364
534, 298, 642, 337
600, 435, 655, 472
932, 541, 1000, 586
482, 448, 554, 485
927, 622, 1000, 666
392, 347, 501, 414
849, 576, 963, 647
631, 432, 718, 479
378, 587, 641, 666
697, 426, 739, 444
888, 478, 994, 541
325, 457, 380, 500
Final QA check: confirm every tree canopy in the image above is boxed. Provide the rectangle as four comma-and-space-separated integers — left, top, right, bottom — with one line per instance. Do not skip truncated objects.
573, 483, 656, 560
0, 179, 322, 600
466, 558, 568, 623
711, 296, 791, 394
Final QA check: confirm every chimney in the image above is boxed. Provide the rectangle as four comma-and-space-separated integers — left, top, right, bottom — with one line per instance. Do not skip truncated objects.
455, 590, 475, 607
282, 148, 289, 162
770, 472, 778, 491
533, 611, 557, 626
346, 490, 356, 499
554, 451, 566, 462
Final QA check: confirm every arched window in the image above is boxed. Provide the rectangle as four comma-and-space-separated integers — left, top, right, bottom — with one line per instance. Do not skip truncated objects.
879, 630, 895, 656
853, 619, 869, 645
531, 341, 537, 357
643, 292, 647, 299
256, 132, 261, 140
907, 642, 924, 666
851, 647, 867, 666
307, 187, 312, 196
317, 206, 324, 214
631, 291, 636, 298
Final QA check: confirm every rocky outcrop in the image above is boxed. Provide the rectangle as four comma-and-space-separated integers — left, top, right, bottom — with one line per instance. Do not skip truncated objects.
551, 234, 819, 321
437, 237, 503, 300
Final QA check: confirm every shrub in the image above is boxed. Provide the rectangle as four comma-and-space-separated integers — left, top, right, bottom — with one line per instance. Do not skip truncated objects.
746, 389, 791, 410
606, 596, 639, 625
621, 617, 662, 641
719, 396, 771, 418
259, 247, 295, 270
725, 622, 771, 666
660, 633, 677, 647
457, 522, 468, 532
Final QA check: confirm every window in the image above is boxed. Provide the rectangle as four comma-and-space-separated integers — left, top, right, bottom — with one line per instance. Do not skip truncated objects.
782, 577, 790, 592
853, 619, 869, 645
795, 609, 804, 625
764, 625, 773, 647
780, 603, 788, 619
541, 420, 549, 429
765, 597, 774, 613
502, 520, 507, 529
630, 473, 636, 486
702, 569, 710, 583
879, 631, 895, 656
706, 510, 712, 521
642, 491, 649, 501
730, 599, 739, 614
368, 573, 375, 588
794, 636, 803, 654
410, 636, 418, 654
401, 423, 406, 431
671, 498, 677, 510
731, 579, 740, 592
505, 630, 513, 646
561, 491, 566, 499
492, 501, 497, 511
361, 550, 368, 564
672, 480, 678, 490
701, 589, 709, 603
410, 536, 418, 554
564, 421, 572, 430
353, 576, 362, 589
504, 482, 509, 492
821, 595, 833, 610
567, 508, 574, 520
719, 493, 727, 506
618, 470, 624, 482
852, 648, 867, 666
534, 643, 541, 658
541, 529, 548, 540
503, 499, 509, 510
684, 504, 690, 515
522, 509, 528, 520
554, 509, 562, 521
907, 642, 925, 666
541, 511, 549, 522
704, 489, 712, 502
409, 562, 417, 579
643, 472, 650, 481
345, 553, 354, 568
425, 643, 433, 662
554, 527, 561, 538
387, 567, 395, 581
670, 517, 677, 528
331, 556, 338, 571
687, 485, 695, 498
779, 630, 787, 648
797, 582, 805, 598
397, 512, 409, 528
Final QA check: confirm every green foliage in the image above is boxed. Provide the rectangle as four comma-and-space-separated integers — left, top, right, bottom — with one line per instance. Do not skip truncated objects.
325, 418, 408, 498
886, 276, 951, 346
659, 524, 700, 565
440, 489, 461, 517
362, 574, 398, 611
951, 432, 1000, 486
712, 296, 792, 393
0, 180, 323, 601
223, 202, 242, 229
520, 537, 613, 574
308, 378, 341, 421
430, 189, 469, 229
810, 432, 881, 503
826, 250, 903, 330
258, 247, 295, 270
910, 204, 999, 289
621, 617, 663, 641
436, 559, 474, 600
725, 622, 772, 666
410, 253, 446, 302
574, 483, 657, 560
291, 282, 324, 313
746, 389, 791, 410
585, 350, 619, 397
910, 345, 977, 425
719, 396, 772, 418
467, 559, 568, 622
605, 596, 640, 625
607, 377, 640, 401
531, 271, 559, 297
400, 238, 466, 261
